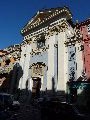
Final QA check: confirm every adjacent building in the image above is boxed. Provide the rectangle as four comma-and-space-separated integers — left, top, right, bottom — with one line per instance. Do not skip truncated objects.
67, 20, 90, 105
76, 19, 90, 80
0, 45, 21, 93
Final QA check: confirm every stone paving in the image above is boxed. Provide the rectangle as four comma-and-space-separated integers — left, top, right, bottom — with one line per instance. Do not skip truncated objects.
7, 104, 41, 120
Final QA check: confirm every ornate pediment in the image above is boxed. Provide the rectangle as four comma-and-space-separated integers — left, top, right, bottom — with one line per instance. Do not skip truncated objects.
21, 6, 72, 34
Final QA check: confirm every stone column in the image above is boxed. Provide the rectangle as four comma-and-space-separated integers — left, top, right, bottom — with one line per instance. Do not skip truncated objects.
57, 32, 68, 92
47, 35, 56, 90
22, 44, 31, 89
54, 35, 58, 92
19, 44, 31, 89
18, 45, 26, 89
41, 66, 47, 91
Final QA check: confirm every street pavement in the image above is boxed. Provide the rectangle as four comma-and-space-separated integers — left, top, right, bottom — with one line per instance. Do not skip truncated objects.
6, 104, 41, 120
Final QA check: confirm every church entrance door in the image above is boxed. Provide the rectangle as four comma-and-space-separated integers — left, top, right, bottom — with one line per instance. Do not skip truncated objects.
32, 77, 41, 98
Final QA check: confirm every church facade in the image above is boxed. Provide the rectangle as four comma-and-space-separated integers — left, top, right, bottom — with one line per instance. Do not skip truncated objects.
18, 7, 82, 97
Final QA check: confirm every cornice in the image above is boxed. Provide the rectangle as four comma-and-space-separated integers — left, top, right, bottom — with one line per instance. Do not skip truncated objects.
23, 18, 69, 42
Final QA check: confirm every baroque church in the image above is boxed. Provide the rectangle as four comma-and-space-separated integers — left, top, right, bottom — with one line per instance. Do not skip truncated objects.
18, 6, 82, 98
1, 6, 90, 105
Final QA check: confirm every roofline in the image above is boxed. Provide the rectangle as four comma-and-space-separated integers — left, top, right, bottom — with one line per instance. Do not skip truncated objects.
21, 6, 72, 35
0, 50, 7, 53
76, 18, 90, 28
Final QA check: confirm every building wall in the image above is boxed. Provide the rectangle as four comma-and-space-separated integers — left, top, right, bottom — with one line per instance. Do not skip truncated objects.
30, 51, 48, 91
75, 42, 83, 79
0, 46, 21, 93
68, 45, 76, 81
19, 27, 77, 96
80, 25, 90, 79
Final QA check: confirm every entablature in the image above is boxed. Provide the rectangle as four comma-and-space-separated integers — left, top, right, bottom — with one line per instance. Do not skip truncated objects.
23, 18, 70, 41
22, 18, 79, 51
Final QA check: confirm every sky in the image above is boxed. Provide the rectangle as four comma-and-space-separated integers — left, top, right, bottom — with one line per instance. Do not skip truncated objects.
0, 0, 90, 49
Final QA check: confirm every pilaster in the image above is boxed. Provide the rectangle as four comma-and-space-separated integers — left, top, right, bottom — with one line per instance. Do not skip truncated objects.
19, 44, 31, 89
22, 44, 31, 89
75, 42, 83, 79
47, 35, 56, 90
19, 45, 27, 89
57, 32, 68, 91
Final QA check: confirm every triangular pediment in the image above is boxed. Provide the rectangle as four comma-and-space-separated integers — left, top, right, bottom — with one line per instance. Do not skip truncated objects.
21, 6, 72, 34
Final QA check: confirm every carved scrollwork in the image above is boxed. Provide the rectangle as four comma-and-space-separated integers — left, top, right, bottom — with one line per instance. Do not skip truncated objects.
48, 22, 68, 36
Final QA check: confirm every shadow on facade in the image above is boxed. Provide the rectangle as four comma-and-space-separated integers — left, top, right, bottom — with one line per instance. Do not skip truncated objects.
0, 63, 23, 98
30, 77, 66, 103
14, 77, 66, 104
0, 73, 9, 92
